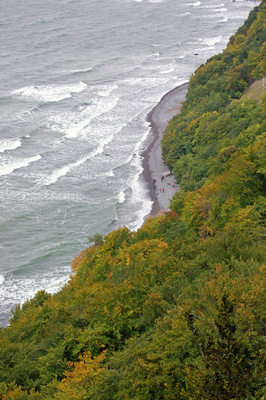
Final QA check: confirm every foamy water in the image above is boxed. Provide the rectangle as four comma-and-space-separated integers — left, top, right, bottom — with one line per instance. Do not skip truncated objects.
12, 82, 87, 102
0, 0, 255, 326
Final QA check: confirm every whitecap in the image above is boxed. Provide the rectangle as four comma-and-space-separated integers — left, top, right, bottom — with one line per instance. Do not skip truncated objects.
179, 12, 191, 16
71, 67, 93, 74
0, 275, 5, 285
106, 170, 114, 177
38, 127, 119, 186
117, 190, 126, 204
0, 138, 21, 153
38, 155, 89, 186
200, 36, 222, 46
160, 67, 175, 75
188, 1, 201, 6
127, 165, 153, 231
97, 84, 118, 97
0, 155, 41, 176
48, 95, 120, 139
219, 17, 228, 23
0, 266, 71, 326
12, 81, 87, 103
212, 7, 227, 12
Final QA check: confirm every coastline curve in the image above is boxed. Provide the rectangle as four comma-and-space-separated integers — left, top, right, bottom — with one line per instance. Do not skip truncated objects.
142, 82, 189, 219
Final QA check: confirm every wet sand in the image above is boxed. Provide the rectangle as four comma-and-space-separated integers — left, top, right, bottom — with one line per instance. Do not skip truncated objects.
142, 82, 188, 219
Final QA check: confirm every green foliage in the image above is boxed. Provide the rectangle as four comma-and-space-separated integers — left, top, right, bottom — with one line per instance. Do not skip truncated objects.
163, 0, 266, 182
88, 233, 104, 246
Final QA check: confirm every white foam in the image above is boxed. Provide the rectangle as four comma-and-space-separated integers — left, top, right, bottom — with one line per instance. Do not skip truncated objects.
0, 266, 71, 326
12, 81, 87, 103
122, 74, 173, 89
97, 84, 118, 97
106, 170, 114, 177
48, 95, 119, 139
38, 155, 89, 186
160, 67, 175, 75
64, 95, 119, 138
117, 190, 126, 204
118, 123, 153, 231
38, 127, 120, 186
0, 155, 41, 176
0, 275, 5, 285
70, 67, 93, 74
219, 17, 228, 23
127, 167, 153, 231
188, 1, 201, 6
0, 138, 21, 153
199, 36, 222, 46
212, 7, 227, 12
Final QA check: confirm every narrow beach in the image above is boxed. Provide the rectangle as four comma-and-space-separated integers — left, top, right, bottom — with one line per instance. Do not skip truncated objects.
142, 82, 189, 218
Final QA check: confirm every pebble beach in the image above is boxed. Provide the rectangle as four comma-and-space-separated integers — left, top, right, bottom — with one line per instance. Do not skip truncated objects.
142, 82, 189, 219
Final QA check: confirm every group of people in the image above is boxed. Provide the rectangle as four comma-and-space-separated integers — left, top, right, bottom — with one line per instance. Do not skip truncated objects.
153, 177, 165, 194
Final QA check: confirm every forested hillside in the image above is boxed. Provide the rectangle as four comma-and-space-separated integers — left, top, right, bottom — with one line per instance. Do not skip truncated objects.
0, 1, 265, 399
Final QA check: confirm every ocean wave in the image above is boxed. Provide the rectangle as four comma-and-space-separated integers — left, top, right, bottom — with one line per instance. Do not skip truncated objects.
199, 36, 222, 46
117, 189, 126, 204
106, 170, 114, 177
71, 67, 93, 74
0, 266, 71, 326
2, 186, 92, 205
0, 275, 5, 285
97, 84, 118, 97
219, 17, 228, 23
127, 170, 153, 231
0, 138, 21, 153
159, 67, 175, 75
122, 74, 174, 89
188, 1, 201, 7
202, 3, 225, 8
212, 7, 227, 13
37, 155, 90, 186
0, 154, 41, 176
38, 130, 119, 186
11, 81, 87, 103
48, 95, 120, 139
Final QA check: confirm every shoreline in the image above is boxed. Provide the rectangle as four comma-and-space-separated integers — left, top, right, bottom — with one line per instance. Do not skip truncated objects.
141, 82, 189, 220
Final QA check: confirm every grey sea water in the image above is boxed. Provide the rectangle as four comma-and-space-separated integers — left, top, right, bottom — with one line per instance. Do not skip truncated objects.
0, 0, 255, 326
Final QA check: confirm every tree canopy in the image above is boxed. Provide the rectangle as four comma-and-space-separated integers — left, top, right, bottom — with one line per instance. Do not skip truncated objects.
0, 2, 265, 399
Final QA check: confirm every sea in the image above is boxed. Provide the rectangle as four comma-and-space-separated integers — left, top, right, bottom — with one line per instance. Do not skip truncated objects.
0, 0, 255, 327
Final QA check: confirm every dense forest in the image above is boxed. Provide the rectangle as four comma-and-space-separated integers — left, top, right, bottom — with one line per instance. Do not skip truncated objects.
0, 1, 265, 399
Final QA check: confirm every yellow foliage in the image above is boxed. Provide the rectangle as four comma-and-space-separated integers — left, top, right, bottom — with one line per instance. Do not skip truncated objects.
71, 249, 87, 272
56, 351, 107, 400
